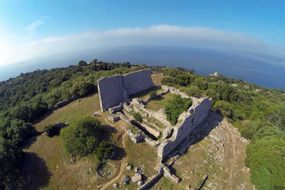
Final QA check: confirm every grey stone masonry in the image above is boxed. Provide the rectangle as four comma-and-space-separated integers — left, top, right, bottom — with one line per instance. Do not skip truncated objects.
97, 69, 154, 111
158, 98, 212, 160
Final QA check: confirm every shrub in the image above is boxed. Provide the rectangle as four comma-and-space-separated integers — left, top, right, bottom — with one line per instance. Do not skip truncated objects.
165, 95, 192, 125
193, 77, 208, 90
252, 125, 285, 140
132, 112, 143, 122
240, 120, 263, 139
61, 117, 103, 157
149, 91, 158, 99
96, 142, 115, 161
0, 137, 23, 190
185, 85, 202, 98
246, 136, 285, 190
70, 81, 96, 97
213, 100, 234, 119
5, 119, 37, 146
161, 73, 192, 86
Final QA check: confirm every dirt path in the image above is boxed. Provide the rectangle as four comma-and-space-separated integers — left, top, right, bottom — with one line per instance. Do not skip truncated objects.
220, 119, 253, 190
100, 132, 127, 190
224, 120, 237, 187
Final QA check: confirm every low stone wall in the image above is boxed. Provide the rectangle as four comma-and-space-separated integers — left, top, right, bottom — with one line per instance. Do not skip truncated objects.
140, 123, 161, 139
54, 95, 79, 109
139, 167, 164, 190
161, 164, 180, 183
162, 85, 189, 99
127, 130, 145, 143
131, 100, 171, 128
158, 98, 212, 160
145, 137, 160, 147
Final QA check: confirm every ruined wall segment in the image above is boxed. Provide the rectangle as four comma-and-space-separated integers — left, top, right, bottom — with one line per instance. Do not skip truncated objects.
123, 69, 154, 96
97, 69, 154, 111
97, 75, 126, 111
158, 98, 212, 159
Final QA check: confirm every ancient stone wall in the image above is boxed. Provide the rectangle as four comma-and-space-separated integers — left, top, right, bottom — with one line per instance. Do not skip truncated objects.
139, 167, 164, 190
97, 69, 154, 111
158, 98, 212, 159
124, 69, 154, 96
97, 75, 126, 111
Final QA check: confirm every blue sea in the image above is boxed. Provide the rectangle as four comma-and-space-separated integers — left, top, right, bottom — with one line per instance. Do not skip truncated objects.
1, 46, 285, 91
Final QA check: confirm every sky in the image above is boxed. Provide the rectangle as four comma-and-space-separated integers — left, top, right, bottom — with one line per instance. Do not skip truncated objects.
0, 0, 285, 67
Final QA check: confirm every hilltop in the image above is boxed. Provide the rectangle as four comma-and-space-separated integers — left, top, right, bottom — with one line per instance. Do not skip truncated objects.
0, 60, 285, 190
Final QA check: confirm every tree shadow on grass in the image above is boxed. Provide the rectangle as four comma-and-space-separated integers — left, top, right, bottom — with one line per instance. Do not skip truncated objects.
101, 124, 118, 141
22, 135, 39, 149
21, 152, 51, 190
111, 145, 126, 161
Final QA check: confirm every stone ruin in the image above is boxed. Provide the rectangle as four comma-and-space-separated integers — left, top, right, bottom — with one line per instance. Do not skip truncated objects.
97, 69, 154, 111
158, 98, 212, 160
97, 70, 213, 189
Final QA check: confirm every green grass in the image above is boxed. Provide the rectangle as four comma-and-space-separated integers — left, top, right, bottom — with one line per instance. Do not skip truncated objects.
22, 93, 126, 190
34, 93, 100, 132
131, 87, 161, 101
22, 92, 160, 190
124, 138, 158, 177
146, 93, 176, 111
144, 116, 165, 129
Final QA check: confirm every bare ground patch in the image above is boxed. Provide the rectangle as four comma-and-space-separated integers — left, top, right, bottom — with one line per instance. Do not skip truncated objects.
154, 117, 254, 190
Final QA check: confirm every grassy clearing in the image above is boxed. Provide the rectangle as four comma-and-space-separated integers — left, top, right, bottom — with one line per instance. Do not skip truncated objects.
117, 138, 159, 190
34, 93, 100, 132
131, 87, 161, 101
151, 73, 164, 86
22, 92, 159, 190
124, 138, 158, 177
22, 93, 127, 190
23, 132, 124, 190
146, 93, 176, 111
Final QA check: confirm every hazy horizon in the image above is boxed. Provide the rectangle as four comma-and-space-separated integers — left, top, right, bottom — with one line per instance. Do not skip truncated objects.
1, 46, 285, 91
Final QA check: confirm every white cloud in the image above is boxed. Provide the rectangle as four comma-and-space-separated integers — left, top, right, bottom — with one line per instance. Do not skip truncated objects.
0, 24, 284, 67
26, 20, 43, 35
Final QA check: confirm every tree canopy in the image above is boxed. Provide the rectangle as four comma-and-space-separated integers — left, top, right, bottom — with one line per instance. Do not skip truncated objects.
62, 117, 104, 157
164, 95, 192, 125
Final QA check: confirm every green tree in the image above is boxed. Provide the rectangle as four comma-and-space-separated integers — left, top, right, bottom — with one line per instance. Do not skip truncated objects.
44, 124, 61, 137
5, 119, 37, 146
213, 100, 234, 119
70, 81, 96, 97
132, 112, 143, 122
165, 95, 192, 125
61, 117, 103, 157
246, 136, 285, 190
185, 85, 202, 98
96, 142, 115, 161
0, 137, 23, 190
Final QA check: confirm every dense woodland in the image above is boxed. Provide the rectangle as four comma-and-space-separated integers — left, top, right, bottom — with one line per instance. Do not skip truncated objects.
0, 61, 284, 189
